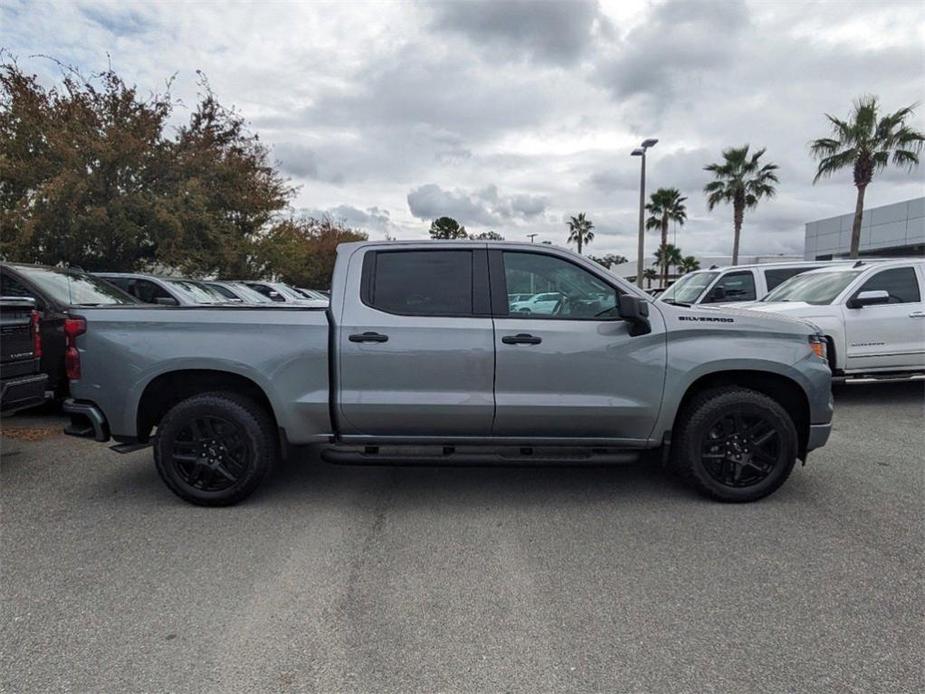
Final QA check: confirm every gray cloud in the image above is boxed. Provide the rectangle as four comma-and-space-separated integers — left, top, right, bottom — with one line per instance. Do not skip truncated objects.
299, 205, 396, 235
428, 0, 612, 65
407, 183, 547, 227
273, 142, 344, 184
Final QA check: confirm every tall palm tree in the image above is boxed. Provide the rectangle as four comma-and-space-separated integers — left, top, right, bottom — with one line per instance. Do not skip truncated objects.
704, 146, 779, 265
642, 267, 658, 289
566, 213, 595, 254
810, 96, 924, 258
653, 244, 683, 286
645, 187, 687, 288
679, 255, 700, 274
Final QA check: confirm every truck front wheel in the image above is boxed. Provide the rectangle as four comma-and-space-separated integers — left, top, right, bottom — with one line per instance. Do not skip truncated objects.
154, 392, 278, 506
671, 387, 798, 502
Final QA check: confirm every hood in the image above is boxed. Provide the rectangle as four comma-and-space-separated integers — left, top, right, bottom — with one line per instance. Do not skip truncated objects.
656, 301, 821, 336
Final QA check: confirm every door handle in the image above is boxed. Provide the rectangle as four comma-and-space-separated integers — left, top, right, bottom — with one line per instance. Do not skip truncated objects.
349, 331, 389, 343
501, 333, 542, 345
909, 311, 925, 318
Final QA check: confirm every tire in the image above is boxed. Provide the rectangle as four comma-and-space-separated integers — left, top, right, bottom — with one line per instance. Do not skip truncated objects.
671, 387, 798, 502
153, 392, 277, 506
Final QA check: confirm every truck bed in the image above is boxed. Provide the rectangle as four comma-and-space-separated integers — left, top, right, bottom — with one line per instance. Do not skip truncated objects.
69, 305, 332, 444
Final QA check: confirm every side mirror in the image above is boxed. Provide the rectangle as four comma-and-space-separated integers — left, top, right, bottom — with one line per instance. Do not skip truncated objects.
707, 285, 726, 302
155, 296, 179, 306
619, 294, 651, 336
847, 289, 890, 309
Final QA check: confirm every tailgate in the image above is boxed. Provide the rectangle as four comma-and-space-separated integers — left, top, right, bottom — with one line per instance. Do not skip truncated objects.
0, 299, 36, 371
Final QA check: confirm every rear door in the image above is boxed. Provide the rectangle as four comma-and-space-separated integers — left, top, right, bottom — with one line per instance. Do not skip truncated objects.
844, 265, 925, 371
490, 249, 666, 442
337, 247, 495, 437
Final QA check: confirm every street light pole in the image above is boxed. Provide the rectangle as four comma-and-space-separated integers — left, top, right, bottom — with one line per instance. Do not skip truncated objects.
526, 233, 537, 243
632, 138, 658, 288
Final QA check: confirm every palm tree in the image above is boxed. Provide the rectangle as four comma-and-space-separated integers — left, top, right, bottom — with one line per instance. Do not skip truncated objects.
679, 255, 700, 274
566, 213, 595, 254
642, 267, 658, 289
810, 97, 924, 258
704, 146, 779, 266
653, 244, 683, 286
645, 188, 687, 287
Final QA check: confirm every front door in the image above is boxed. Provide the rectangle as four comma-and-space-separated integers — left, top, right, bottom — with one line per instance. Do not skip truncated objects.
490, 250, 666, 442
844, 265, 925, 371
337, 247, 495, 437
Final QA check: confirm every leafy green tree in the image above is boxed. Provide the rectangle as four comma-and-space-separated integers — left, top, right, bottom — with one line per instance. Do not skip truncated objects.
590, 253, 628, 269
429, 216, 467, 239
645, 187, 687, 287
256, 216, 367, 288
0, 60, 292, 274
704, 146, 779, 265
472, 230, 503, 240
810, 96, 924, 258
642, 267, 658, 288
679, 255, 700, 274
566, 212, 594, 254
654, 243, 683, 284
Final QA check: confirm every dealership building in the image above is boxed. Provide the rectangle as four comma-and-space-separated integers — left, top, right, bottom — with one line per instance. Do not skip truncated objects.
804, 196, 924, 260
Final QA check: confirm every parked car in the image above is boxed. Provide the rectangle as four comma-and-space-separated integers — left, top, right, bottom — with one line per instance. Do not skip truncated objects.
202, 281, 275, 304
737, 259, 925, 378
0, 263, 137, 396
658, 261, 830, 306
509, 291, 565, 314
63, 241, 832, 507
96, 273, 234, 306
242, 281, 327, 305
0, 297, 48, 414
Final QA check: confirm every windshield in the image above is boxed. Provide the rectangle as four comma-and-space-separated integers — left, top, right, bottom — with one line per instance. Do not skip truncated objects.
659, 272, 719, 304
762, 270, 863, 305
226, 282, 274, 303
165, 279, 228, 304
15, 266, 136, 306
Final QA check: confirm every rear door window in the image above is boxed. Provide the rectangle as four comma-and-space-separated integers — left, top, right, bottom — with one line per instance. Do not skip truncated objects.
764, 267, 819, 291
364, 250, 477, 316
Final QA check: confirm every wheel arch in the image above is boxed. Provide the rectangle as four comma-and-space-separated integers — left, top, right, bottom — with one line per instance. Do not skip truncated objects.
672, 370, 811, 460
136, 369, 278, 443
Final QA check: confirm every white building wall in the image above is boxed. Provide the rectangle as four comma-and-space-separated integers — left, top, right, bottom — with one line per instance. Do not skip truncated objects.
804, 197, 925, 259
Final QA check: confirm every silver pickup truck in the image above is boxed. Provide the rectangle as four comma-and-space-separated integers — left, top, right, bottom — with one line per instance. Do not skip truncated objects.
64, 241, 833, 506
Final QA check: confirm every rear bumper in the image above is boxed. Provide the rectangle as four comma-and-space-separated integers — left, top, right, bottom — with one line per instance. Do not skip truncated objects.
807, 422, 831, 452
62, 399, 110, 442
0, 374, 49, 414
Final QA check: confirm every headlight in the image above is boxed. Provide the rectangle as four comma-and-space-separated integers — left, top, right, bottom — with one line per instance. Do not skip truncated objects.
808, 334, 828, 362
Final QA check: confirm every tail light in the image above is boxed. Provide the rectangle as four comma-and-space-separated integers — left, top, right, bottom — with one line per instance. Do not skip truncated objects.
31, 310, 42, 359
64, 317, 86, 380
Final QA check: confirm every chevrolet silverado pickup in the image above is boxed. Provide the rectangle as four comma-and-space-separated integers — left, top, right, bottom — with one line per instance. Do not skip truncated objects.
63, 241, 833, 506
0, 297, 48, 414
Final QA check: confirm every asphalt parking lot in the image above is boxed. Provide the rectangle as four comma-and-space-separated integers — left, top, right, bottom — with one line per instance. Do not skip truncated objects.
1, 381, 923, 693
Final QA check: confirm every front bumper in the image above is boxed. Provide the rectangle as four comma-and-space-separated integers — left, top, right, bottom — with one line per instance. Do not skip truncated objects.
807, 422, 832, 452
62, 399, 110, 442
1, 374, 49, 415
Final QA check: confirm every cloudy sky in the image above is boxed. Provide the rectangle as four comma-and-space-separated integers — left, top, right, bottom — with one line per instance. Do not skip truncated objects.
4, 0, 924, 259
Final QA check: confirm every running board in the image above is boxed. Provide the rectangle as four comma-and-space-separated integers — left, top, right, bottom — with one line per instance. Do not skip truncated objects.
320, 445, 641, 467
110, 442, 152, 454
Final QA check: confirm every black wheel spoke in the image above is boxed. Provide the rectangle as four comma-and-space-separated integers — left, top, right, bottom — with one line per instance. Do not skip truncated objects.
170, 414, 251, 493
700, 408, 783, 489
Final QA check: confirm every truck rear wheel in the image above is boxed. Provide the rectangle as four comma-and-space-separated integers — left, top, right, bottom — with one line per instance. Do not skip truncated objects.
153, 392, 277, 506
671, 387, 798, 502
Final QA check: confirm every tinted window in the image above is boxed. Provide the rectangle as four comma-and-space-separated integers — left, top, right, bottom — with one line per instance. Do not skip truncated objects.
765, 267, 818, 291
1, 271, 35, 299
369, 251, 473, 316
854, 267, 921, 304
133, 279, 175, 304
502, 252, 619, 319
704, 270, 756, 303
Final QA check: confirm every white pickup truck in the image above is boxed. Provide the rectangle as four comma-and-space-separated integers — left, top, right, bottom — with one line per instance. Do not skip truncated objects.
740, 259, 925, 378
